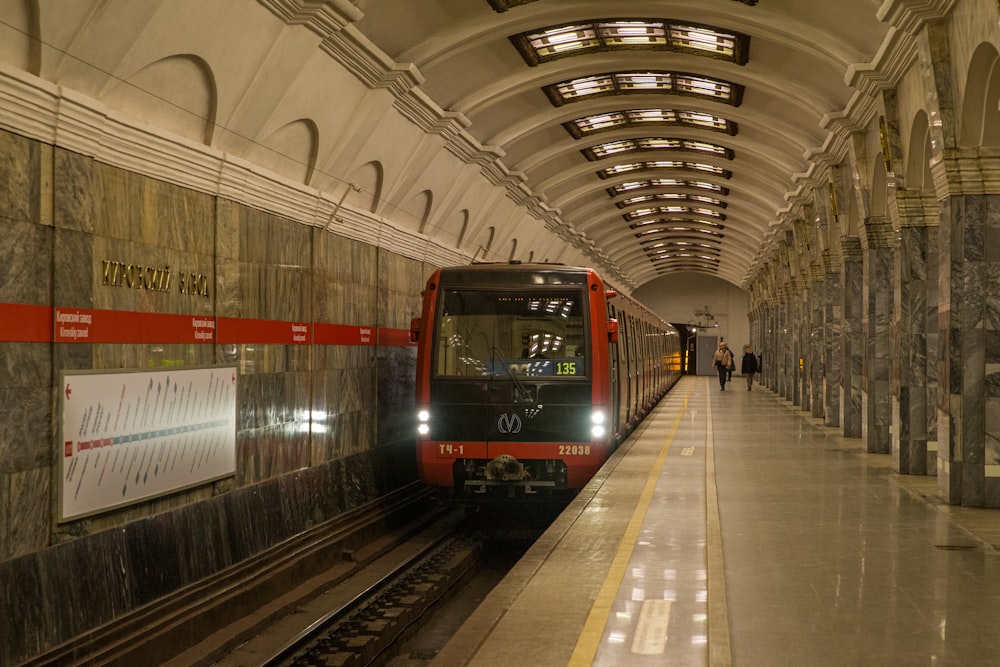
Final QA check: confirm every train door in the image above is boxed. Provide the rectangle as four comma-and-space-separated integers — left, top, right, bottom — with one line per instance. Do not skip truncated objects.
640, 319, 649, 408
635, 316, 644, 411
608, 303, 622, 440
620, 312, 632, 428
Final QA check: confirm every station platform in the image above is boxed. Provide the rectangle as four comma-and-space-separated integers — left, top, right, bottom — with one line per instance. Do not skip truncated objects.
432, 375, 1000, 666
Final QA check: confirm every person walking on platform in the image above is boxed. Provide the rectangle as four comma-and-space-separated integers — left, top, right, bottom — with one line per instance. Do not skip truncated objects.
713, 341, 733, 390
741, 345, 759, 390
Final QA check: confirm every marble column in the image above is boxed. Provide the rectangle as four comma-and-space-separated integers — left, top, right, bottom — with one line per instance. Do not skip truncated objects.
809, 264, 825, 419
783, 296, 797, 403
823, 254, 843, 427
841, 237, 864, 439
891, 193, 938, 475
938, 190, 1000, 506
766, 300, 777, 394
796, 290, 807, 409
862, 220, 894, 454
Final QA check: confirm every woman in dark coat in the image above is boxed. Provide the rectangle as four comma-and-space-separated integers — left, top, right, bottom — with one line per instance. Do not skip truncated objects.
741, 345, 759, 390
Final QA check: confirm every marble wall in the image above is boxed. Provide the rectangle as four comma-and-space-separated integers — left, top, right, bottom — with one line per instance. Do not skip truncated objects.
0, 131, 51, 562
0, 131, 424, 664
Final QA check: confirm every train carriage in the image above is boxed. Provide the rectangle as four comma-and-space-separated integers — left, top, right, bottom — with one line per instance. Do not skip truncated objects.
411, 262, 681, 500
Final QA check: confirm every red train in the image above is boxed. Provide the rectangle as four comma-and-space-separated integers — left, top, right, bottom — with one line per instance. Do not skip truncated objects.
411, 262, 681, 500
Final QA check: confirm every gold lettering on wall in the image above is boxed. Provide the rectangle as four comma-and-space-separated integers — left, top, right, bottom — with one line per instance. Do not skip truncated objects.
101, 260, 208, 297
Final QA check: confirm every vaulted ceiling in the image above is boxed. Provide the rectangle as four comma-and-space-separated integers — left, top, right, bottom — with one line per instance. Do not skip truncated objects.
0, 0, 900, 291
351, 0, 890, 287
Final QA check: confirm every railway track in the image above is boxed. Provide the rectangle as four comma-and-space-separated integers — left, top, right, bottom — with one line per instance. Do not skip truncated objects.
26, 483, 450, 667
262, 530, 484, 666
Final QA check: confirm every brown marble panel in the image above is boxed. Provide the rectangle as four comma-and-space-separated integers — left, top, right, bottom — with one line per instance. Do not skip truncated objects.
53, 149, 114, 235
52, 227, 95, 307
0, 129, 40, 226
0, 380, 50, 473
316, 233, 377, 285
235, 260, 312, 322
0, 219, 51, 304
215, 199, 241, 261
215, 257, 243, 316
4, 467, 50, 559
141, 178, 216, 254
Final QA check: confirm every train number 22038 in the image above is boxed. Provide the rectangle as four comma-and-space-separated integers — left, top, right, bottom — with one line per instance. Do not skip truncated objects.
559, 445, 591, 456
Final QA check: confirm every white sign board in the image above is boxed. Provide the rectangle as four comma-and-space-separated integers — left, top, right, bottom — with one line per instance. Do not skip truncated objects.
59, 366, 237, 521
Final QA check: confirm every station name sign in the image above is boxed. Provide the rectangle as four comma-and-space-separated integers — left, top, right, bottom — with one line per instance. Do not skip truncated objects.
102, 260, 210, 298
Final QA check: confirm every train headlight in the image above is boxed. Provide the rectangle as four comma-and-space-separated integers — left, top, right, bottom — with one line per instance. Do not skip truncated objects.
417, 409, 430, 436
591, 410, 606, 438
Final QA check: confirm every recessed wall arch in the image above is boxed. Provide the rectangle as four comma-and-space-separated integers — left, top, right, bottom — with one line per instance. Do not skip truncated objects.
345, 161, 383, 214
448, 208, 470, 248
508, 238, 518, 261
412, 190, 433, 234
905, 111, 934, 190
870, 156, 888, 219
960, 43, 1000, 147
246, 118, 318, 185
103, 54, 217, 146
476, 226, 496, 261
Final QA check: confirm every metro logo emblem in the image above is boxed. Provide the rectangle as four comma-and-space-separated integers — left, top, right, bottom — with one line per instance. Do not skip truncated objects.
497, 412, 522, 434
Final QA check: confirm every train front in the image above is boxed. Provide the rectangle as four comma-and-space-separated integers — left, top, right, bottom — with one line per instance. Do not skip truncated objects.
414, 265, 612, 500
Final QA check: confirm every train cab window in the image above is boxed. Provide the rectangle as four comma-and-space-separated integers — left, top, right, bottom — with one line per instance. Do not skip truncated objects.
434, 288, 589, 378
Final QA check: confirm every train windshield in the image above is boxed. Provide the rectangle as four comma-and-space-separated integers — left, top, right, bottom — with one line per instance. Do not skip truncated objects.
434, 288, 588, 378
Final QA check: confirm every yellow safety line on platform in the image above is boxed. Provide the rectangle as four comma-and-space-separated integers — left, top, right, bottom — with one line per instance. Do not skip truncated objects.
705, 388, 733, 666
567, 389, 690, 666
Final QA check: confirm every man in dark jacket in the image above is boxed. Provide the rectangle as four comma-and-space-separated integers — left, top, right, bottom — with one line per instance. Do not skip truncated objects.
741, 345, 759, 390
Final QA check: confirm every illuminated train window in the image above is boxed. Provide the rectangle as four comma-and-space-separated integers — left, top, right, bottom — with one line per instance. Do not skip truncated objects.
544, 71, 742, 107
511, 19, 750, 66
583, 137, 733, 161
565, 109, 737, 139
435, 289, 589, 378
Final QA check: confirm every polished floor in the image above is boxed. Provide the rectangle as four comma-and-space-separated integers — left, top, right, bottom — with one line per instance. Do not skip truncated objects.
433, 375, 1000, 666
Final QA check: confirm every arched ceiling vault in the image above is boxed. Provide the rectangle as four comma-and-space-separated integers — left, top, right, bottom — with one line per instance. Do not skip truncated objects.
0, 0, 898, 291
351, 0, 891, 288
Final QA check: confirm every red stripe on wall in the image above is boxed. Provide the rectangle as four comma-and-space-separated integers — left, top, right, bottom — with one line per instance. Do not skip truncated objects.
53, 308, 218, 344
1, 303, 413, 347
216, 317, 311, 345
314, 322, 376, 346
0, 303, 52, 342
